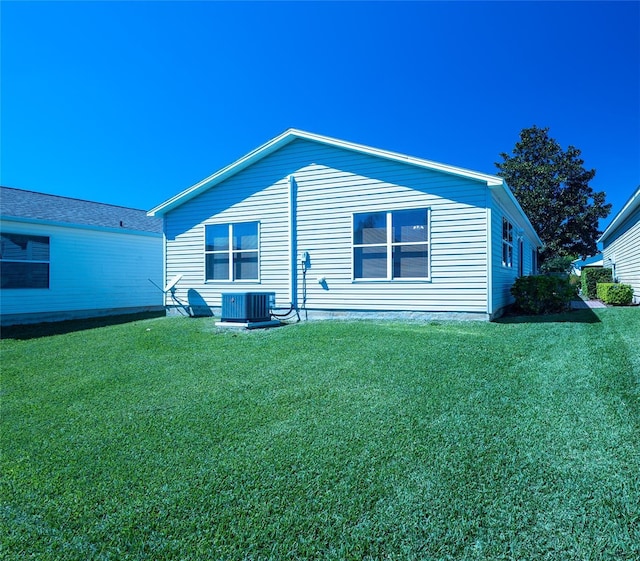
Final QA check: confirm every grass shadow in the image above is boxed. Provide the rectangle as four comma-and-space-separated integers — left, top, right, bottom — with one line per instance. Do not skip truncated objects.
494, 306, 601, 324
0, 311, 166, 340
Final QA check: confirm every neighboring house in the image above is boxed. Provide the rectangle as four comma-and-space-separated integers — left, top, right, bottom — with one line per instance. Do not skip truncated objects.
1, 186, 164, 325
148, 129, 542, 321
598, 186, 640, 304
571, 254, 603, 276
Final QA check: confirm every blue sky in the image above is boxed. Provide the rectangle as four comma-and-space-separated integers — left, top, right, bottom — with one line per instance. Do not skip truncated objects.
2, 1, 638, 231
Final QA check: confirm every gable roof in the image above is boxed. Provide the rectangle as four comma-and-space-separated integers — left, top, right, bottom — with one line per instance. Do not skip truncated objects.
148, 128, 541, 246
0, 186, 162, 234
597, 185, 640, 244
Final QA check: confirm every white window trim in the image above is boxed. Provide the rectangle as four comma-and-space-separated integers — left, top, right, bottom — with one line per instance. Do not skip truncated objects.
204, 221, 260, 283
352, 208, 431, 282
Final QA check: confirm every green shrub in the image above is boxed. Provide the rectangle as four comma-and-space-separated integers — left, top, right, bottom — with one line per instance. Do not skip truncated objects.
608, 284, 633, 305
581, 267, 612, 299
511, 275, 578, 315
597, 283, 634, 306
596, 283, 610, 301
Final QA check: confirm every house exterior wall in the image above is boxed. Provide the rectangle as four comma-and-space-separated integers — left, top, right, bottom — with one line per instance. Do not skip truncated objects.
0, 219, 163, 325
490, 192, 539, 314
165, 139, 499, 318
601, 204, 640, 304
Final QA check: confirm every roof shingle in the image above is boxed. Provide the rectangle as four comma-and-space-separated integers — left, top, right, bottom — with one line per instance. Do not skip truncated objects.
0, 186, 162, 234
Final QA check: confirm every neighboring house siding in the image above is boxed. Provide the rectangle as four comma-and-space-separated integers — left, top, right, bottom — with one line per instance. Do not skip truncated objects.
1, 219, 162, 322
164, 139, 491, 314
601, 204, 640, 304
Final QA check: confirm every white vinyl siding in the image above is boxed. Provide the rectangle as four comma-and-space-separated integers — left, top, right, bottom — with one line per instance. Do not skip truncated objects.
490, 194, 539, 314
601, 204, 640, 304
0, 219, 162, 319
163, 139, 492, 314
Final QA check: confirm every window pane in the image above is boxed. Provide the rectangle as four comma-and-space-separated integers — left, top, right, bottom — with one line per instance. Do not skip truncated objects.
29, 238, 50, 261
206, 253, 229, 280
0, 234, 25, 260
393, 209, 427, 243
1, 233, 49, 261
393, 245, 428, 278
233, 222, 258, 250
233, 251, 258, 280
1, 262, 49, 288
502, 243, 512, 267
205, 225, 229, 252
354, 246, 387, 278
354, 213, 386, 245
502, 218, 513, 243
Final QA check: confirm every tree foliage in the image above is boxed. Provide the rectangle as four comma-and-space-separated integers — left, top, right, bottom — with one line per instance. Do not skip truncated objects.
496, 126, 611, 261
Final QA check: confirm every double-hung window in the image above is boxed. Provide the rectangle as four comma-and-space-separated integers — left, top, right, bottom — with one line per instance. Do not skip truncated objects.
0, 233, 50, 289
353, 208, 429, 280
502, 217, 513, 268
205, 222, 259, 281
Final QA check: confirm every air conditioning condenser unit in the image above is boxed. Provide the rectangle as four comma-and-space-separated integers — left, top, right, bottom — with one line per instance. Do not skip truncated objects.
221, 292, 275, 323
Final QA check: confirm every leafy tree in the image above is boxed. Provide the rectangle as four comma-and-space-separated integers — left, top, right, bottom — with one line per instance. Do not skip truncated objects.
496, 126, 611, 262
539, 254, 574, 275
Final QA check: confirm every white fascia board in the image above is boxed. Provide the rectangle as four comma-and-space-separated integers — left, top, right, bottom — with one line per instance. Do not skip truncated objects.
149, 128, 506, 217
597, 186, 640, 244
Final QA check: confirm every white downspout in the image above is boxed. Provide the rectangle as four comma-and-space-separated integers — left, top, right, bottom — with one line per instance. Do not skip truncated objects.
288, 175, 298, 308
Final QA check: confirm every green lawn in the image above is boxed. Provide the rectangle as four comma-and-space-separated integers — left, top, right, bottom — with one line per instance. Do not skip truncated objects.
1, 309, 639, 560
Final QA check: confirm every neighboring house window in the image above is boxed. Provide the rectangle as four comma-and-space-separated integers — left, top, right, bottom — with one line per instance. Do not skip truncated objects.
502, 217, 513, 268
353, 208, 429, 280
205, 222, 259, 281
0, 233, 50, 289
